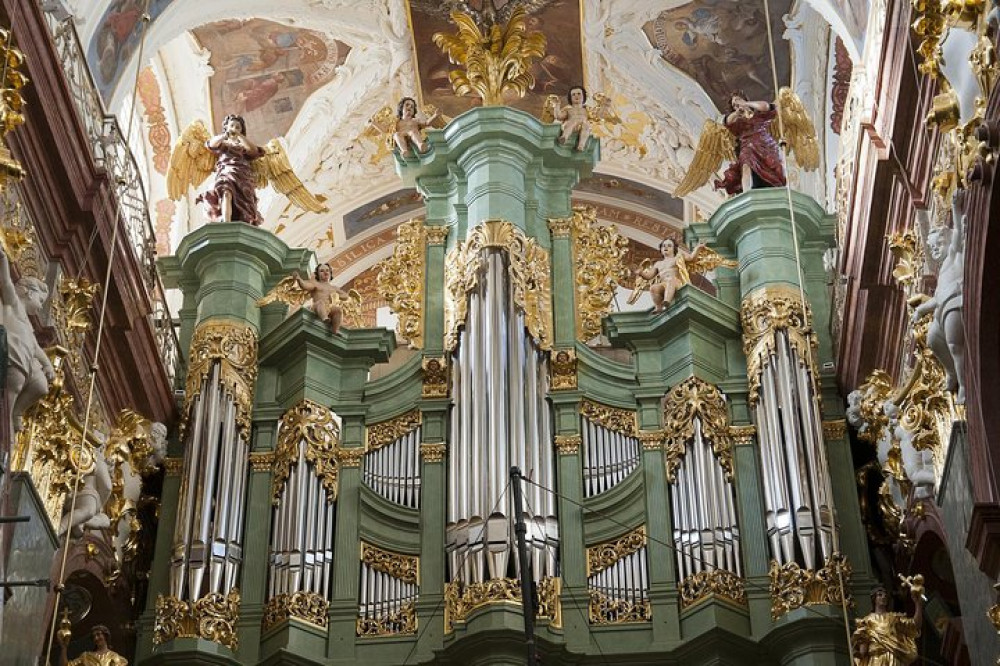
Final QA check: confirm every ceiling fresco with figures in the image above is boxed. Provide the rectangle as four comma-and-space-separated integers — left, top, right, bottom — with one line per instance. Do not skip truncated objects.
64, 0, 868, 285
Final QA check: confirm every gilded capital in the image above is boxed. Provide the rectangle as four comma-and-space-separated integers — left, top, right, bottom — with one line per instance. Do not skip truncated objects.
550, 348, 577, 390
425, 225, 450, 246
183, 320, 258, 439
554, 434, 582, 454
547, 216, 573, 238
421, 442, 447, 462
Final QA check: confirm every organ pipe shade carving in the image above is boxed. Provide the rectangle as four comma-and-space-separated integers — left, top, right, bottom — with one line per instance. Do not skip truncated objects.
375, 217, 426, 348
365, 410, 422, 508
154, 588, 241, 650
444, 577, 562, 633
443, 219, 553, 352
262, 591, 329, 631
183, 320, 258, 439
563, 205, 630, 341
358, 543, 419, 637
580, 400, 641, 497
579, 398, 637, 436
680, 570, 747, 609
272, 399, 341, 504
662, 376, 735, 482
768, 554, 853, 620
366, 409, 421, 451
586, 527, 650, 624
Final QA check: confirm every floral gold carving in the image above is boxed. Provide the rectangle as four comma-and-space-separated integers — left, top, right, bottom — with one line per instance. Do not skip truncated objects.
422, 356, 449, 398
729, 425, 756, 446
357, 602, 417, 637
421, 442, 446, 463
444, 576, 560, 632
889, 230, 923, 292
272, 400, 341, 503
638, 430, 665, 451
550, 348, 577, 390
426, 225, 449, 246
580, 398, 637, 437
249, 451, 274, 472
262, 591, 329, 631
768, 554, 852, 620
0, 29, 26, 187
566, 206, 630, 341
912, 0, 947, 79
432, 8, 546, 106
57, 276, 99, 350
662, 377, 734, 482
361, 542, 419, 584
588, 588, 651, 624
154, 588, 241, 651
367, 409, 422, 451
547, 216, 573, 238
376, 218, 425, 349
587, 526, 646, 577
554, 434, 581, 454
444, 220, 553, 352
339, 447, 364, 468
741, 285, 817, 406
537, 576, 562, 628
680, 570, 747, 609
184, 321, 258, 439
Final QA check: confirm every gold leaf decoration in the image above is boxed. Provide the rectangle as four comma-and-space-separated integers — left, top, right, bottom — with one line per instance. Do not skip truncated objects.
566, 206, 629, 341
588, 588, 651, 624
154, 588, 241, 651
271, 399, 341, 504
361, 542, 419, 584
586, 526, 646, 577
768, 554, 852, 620
580, 398, 636, 437
662, 376, 734, 482
183, 321, 258, 439
357, 602, 417, 637
549, 348, 577, 390
422, 356, 449, 398
262, 591, 329, 631
443, 576, 559, 632
366, 409, 421, 452
680, 570, 747, 609
375, 218, 426, 349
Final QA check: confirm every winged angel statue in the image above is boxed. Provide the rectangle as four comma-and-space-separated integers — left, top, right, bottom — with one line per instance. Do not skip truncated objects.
627, 238, 737, 312
359, 99, 448, 164
167, 114, 327, 226
540, 87, 621, 151
673, 88, 820, 197
257, 263, 363, 335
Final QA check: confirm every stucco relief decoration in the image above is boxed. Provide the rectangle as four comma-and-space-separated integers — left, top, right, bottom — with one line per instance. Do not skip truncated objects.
183, 321, 259, 439
271, 399, 342, 504
566, 206, 629, 342
154, 199, 176, 257
375, 218, 426, 349
444, 220, 553, 352
137, 67, 171, 175
662, 376, 734, 483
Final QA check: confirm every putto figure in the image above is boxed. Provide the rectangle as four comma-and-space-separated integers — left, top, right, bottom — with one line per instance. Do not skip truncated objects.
59, 623, 128, 666
673, 87, 820, 197
167, 114, 327, 225
542, 86, 617, 151
257, 262, 363, 335
628, 238, 737, 312
394, 97, 440, 157
852, 577, 925, 666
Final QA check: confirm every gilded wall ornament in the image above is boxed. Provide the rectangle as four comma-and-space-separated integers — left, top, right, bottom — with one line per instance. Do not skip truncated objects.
262, 591, 329, 631
588, 588, 651, 624
272, 400, 341, 504
768, 554, 852, 620
662, 377, 734, 482
587, 526, 647, 577
57, 276, 99, 350
565, 206, 629, 341
361, 542, 420, 584
420, 442, 447, 463
367, 409, 422, 452
375, 218, 426, 349
554, 434, 582, 455
444, 220, 553, 352
741, 285, 817, 406
580, 399, 637, 437
680, 570, 747, 609
357, 602, 417, 637
183, 320, 258, 439
549, 348, 578, 390
153, 588, 241, 651
422, 356, 449, 398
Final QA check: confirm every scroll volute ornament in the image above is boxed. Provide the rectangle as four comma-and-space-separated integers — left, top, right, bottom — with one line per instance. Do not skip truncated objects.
586, 526, 646, 577
565, 206, 629, 341
271, 399, 341, 504
662, 377, 734, 482
375, 218, 426, 349
183, 321, 258, 439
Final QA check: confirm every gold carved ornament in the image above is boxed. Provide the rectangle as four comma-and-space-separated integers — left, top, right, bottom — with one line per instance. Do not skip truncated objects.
662, 376, 734, 483
56, 276, 99, 352
911, 0, 948, 79
361, 542, 419, 584
154, 588, 241, 651
420, 442, 447, 463
183, 321, 258, 439
638, 430, 665, 451
271, 400, 341, 504
367, 408, 421, 452
563, 206, 629, 342
338, 447, 364, 468
432, 7, 546, 106
103, 409, 161, 528
580, 398, 637, 437
554, 434, 582, 455
358, 602, 417, 637
549, 347, 578, 390
375, 218, 426, 349
680, 570, 747, 610
249, 451, 274, 472
357, 543, 419, 637
587, 526, 647, 577
444, 576, 561, 632
741, 285, 818, 407
588, 588, 651, 625
729, 425, 756, 446
0, 28, 27, 189
263, 591, 329, 631
444, 220, 553, 352
422, 356, 449, 398
768, 554, 852, 620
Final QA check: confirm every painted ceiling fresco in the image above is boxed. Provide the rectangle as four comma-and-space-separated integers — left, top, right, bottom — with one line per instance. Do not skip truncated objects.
88, 0, 177, 100
191, 19, 351, 141
642, 0, 792, 112
407, 0, 584, 117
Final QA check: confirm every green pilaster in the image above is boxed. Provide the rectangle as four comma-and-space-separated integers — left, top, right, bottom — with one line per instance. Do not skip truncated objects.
135, 468, 181, 661
423, 229, 448, 352
731, 435, 774, 633
643, 448, 681, 646
550, 227, 576, 347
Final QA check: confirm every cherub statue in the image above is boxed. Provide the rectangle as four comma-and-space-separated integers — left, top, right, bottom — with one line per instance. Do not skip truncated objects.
673, 88, 820, 197
361, 100, 448, 164
59, 622, 128, 666
257, 262, 363, 335
852, 577, 925, 666
59, 440, 112, 538
627, 238, 737, 312
912, 192, 966, 404
542, 86, 618, 151
395, 97, 441, 157
167, 113, 327, 226
0, 243, 54, 433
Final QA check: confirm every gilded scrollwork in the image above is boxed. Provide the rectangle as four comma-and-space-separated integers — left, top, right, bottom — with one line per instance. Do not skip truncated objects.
912, 0, 948, 79
587, 526, 647, 577
262, 591, 329, 631
588, 588, 651, 624
768, 554, 852, 620
422, 356, 449, 398
680, 570, 747, 609
444, 576, 560, 632
272, 400, 341, 504
580, 398, 637, 437
367, 409, 422, 451
357, 602, 417, 637
536, 576, 562, 628
549, 347, 578, 390
566, 206, 630, 341
184, 320, 258, 439
741, 285, 818, 406
662, 377, 734, 482
153, 588, 241, 651
361, 543, 419, 585
57, 276, 99, 350
376, 218, 426, 349
444, 220, 553, 352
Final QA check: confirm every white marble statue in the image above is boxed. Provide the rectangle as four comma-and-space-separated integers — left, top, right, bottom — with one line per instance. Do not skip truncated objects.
59, 442, 113, 538
912, 193, 966, 404
939, 22, 982, 127
0, 244, 54, 433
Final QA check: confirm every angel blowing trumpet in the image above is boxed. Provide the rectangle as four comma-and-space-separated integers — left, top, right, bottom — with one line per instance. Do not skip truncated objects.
673, 88, 820, 197
167, 114, 327, 226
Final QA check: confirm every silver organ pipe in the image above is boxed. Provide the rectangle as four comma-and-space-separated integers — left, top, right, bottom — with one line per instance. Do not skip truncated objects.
357, 543, 419, 636
587, 532, 650, 624
170, 362, 250, 602
581, 413, 641, 498
447, 247, 557, 586
363, 425, 422, 509
754, 331, 835, 569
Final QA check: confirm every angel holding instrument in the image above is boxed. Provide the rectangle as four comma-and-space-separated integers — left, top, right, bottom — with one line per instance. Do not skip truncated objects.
673, 88, 820, 198
167, 113, 327, 226
257, 262, 362, 335
542, 86, 618, 151
627, 238, 737, 313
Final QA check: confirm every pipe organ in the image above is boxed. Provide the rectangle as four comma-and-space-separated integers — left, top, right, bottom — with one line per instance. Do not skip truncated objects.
364, 410, 422, 509
586, 527, 650, 624
357, 543, 419, 637
579, 399, 640, 498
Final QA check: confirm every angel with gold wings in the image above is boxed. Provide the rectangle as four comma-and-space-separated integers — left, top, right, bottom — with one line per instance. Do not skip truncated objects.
627, 238, 737, 312
360, 100, 448, 164
167, 114, 327, 226
673, 88, 820, 197
257, 262, 362, 335
542, 86, 618, 151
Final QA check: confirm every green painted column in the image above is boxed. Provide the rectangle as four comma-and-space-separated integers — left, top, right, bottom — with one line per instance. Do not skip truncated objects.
135, 465, 181, 660
548, 220, 576, 348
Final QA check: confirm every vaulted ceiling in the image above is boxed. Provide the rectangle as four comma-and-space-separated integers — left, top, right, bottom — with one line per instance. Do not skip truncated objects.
59, 0, 869, 282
